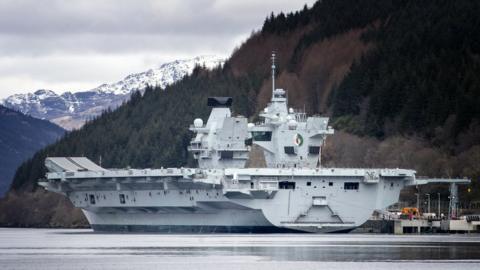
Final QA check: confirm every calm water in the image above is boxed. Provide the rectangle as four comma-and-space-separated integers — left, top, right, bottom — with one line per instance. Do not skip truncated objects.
0, 228, 480, 270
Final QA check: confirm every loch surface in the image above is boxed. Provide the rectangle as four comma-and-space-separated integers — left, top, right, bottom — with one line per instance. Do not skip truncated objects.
1, 228, 480, 270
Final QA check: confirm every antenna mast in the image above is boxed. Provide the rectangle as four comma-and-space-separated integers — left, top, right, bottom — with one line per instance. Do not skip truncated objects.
271, 51, 276, 95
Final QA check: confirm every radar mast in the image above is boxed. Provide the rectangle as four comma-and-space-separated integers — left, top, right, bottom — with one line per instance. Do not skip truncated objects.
271, 51, 276, 96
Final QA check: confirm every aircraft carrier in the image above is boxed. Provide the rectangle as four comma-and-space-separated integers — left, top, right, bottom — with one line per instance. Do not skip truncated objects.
39, 54, 469, 233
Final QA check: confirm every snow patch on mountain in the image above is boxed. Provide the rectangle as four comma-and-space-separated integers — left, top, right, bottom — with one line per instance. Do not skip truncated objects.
95, 55, 223, 95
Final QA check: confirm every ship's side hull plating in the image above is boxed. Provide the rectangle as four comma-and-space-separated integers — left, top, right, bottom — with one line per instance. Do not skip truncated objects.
83, 210, 356, 233
83, 210, 303, 233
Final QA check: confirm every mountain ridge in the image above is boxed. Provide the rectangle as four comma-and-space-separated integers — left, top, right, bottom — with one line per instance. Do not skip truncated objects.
1, 55, 224, 130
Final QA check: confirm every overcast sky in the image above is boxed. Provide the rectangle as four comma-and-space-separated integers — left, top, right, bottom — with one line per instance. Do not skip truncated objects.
0, 0, 315, 98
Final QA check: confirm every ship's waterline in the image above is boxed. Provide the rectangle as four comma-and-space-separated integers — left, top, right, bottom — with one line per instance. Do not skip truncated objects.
83, 209, 354, 233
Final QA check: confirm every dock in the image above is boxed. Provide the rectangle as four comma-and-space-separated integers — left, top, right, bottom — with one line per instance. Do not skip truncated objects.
394, 218, 480, 234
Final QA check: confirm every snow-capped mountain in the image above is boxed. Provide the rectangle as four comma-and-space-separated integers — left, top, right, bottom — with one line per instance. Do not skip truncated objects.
91, 55, 223, 95
1, 55, 224, 130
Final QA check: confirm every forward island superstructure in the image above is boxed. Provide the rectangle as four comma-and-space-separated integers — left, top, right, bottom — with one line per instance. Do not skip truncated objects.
39, 54, 469, 233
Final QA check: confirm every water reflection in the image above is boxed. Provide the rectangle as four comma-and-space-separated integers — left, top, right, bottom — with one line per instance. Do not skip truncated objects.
92, 243, 479, 261
1, 229, 480, 270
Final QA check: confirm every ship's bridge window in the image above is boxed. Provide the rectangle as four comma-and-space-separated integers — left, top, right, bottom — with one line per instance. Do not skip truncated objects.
284, 146, 296, 155
279, 181, 296, 189
308, 146, 320, 154
119, 194, 126, 204
89, 194, 96, 205
252, 131, 272, 141
220, 151, 233, 159
344, 182, 359, 190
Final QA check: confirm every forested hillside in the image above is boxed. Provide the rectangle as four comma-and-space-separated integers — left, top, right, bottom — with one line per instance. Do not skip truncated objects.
1, 0, 479, 227
330, 1, 480, 144
0, 106, 64, 196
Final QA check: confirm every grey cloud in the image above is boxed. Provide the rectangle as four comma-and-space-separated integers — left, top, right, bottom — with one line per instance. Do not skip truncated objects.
0, 33, 243, 56
0, 0, 315, 56
0, 0, 268, 35
0, 0, 316, 98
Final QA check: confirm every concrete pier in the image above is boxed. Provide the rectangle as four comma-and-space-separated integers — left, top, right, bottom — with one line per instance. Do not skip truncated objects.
393, 218, 480, 234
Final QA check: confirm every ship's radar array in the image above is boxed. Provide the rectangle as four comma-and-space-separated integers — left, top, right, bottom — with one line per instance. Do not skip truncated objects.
39, 54, 470, 233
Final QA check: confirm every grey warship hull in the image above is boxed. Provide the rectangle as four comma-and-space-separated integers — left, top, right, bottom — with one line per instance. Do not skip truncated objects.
40, 158, 416, 233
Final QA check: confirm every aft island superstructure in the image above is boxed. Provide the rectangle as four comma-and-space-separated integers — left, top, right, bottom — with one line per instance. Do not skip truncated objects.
39, 54, 469, 233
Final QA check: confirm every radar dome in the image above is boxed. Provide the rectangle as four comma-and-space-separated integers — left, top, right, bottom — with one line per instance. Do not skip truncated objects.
193, 118, 203, 128
288, 119, 298, 129
247, 123, 255, 129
